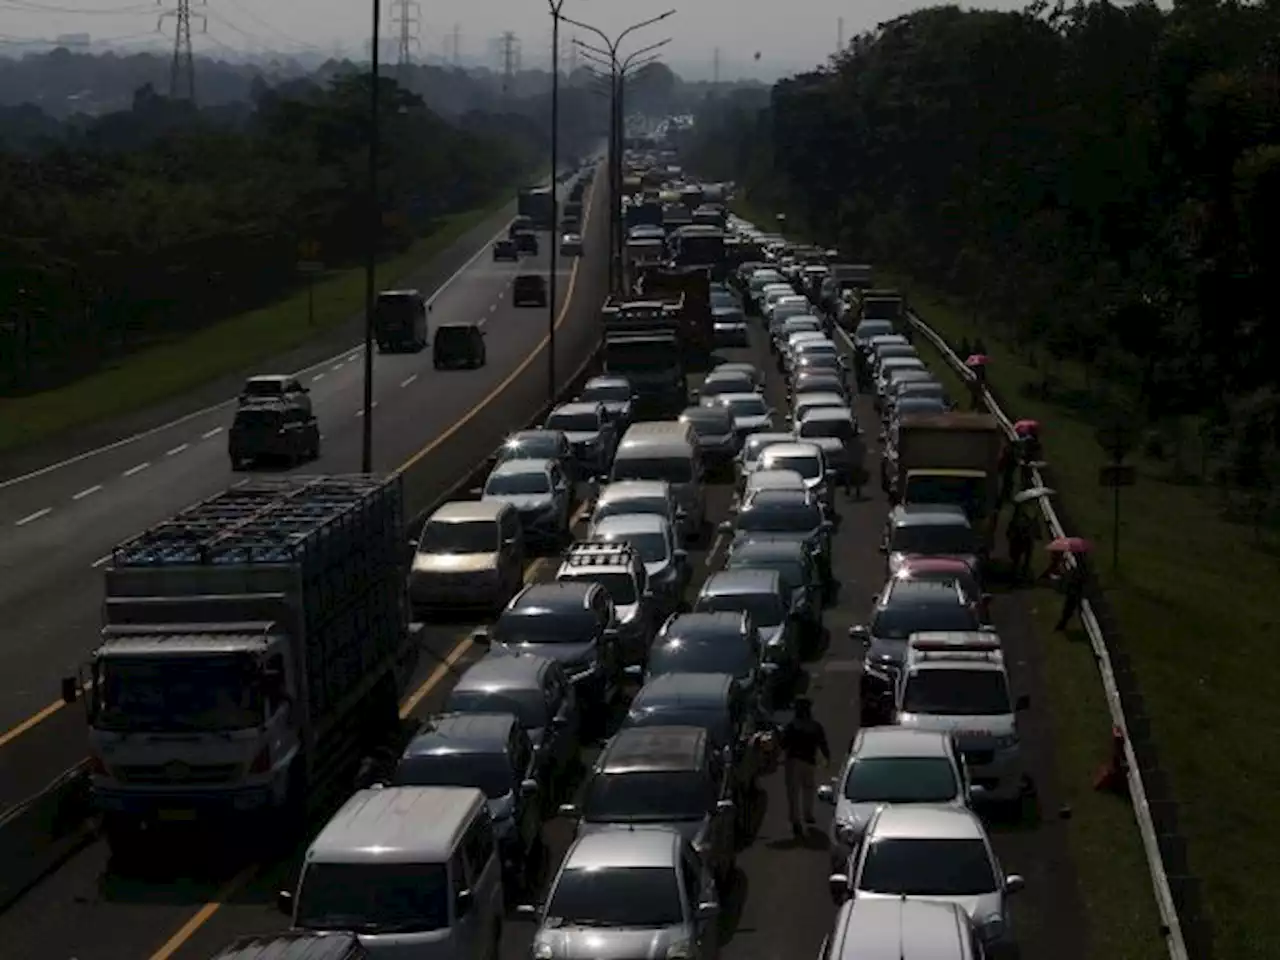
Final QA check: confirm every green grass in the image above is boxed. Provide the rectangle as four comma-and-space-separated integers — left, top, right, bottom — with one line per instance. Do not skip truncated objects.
887, 273, 1280, 960
0, 194, 515, 454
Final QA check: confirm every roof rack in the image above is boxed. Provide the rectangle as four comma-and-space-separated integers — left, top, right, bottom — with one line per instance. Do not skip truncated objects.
560, 540, 637, 569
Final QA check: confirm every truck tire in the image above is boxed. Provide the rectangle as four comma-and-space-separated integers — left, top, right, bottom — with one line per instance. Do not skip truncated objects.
102, 813, 145, 868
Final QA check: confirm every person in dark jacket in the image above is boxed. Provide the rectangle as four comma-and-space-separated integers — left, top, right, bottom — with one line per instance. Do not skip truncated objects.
1054, 561, 1085, 631
1006, 507, 1039, 582
780, 697, 830, 837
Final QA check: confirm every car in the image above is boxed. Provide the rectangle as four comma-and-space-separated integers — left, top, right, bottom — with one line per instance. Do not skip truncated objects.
493, 429, 577, 484
432, 322, 486, 369
895, 380, 950, 407
793, 351, 850, 387
444, 652, 581, 797
882, 395, 949, 434
513, 273, 548, 306
519, 828, 720, 960
822, 899, 984, 960
227, 401, 320, 469
555, 540, 656, 667
712, 361, 764, 391
588, 479, 684, 531
588, 513, 689, 619
735, 431, 798, 493
758, 441, 836, 511
722, 488, 834, 587
544, 401, 616, 476
477, 458, 573, 548
712, 305, 750, 348
560, 232, 583, 256
408, 500, 524, 613
509, 215, 534, 238
678, 404, 738, 473
790, 369, 849, 401
493, 238, 519, 261
639, 611, 774, 709
578, 374, 636, 428
828, 804, 1025, 953
390, 713, 543, 886
737, 468, 808, 507
882, 504, 981, 578
558, 726, 737, 889
702, 391, 775, 438
695, 369, 757, 399
693, 569, 799, 678
724, 536, 822, 644
817, 727, 973, 869
477, 581, 623, 711
238, 374, 311, 414
514, 231, 539, 255
893, 556, 990, 621
874, 357, 927, 407
773, 316, 824, 356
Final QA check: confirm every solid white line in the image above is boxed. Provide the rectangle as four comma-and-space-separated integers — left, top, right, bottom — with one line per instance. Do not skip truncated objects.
201, 427, 223, 440
91, 554, 111, 568
122, 462, 149, 477
165, 443, 189, 457
400, 374, 418, 388
16, 507, 52, 526
0, 208, 518, 492
73, 485, 102, 500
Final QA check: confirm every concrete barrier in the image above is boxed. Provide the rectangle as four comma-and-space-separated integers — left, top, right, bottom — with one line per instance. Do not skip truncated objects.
0, 760, 97, 911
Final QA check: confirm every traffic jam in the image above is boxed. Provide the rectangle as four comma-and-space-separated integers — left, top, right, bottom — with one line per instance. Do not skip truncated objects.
215, 195, 1041, 960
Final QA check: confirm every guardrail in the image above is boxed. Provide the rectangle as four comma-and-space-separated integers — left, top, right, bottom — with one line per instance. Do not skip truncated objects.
901, 308, 1199, 960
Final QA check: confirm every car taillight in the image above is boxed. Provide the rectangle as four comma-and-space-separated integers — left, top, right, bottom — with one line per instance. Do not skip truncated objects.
249, 745, 272, 774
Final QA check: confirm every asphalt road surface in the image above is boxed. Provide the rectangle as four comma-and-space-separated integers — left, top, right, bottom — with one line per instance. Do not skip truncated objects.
0, 168, 609, 812
0, 317, 1089, 959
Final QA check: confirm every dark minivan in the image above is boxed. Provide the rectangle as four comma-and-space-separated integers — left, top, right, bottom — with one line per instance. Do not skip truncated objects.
373, 288, 429, 352
433, 323, 486, 369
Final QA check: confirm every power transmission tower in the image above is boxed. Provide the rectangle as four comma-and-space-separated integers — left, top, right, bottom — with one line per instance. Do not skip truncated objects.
837, 17, 844, 54
156, 0, 206, 101
566, 35, 578, 76
391, 0, 420, 75
451, 23, 461, 66
498, 31, 519, 97
712, 47, 720, 84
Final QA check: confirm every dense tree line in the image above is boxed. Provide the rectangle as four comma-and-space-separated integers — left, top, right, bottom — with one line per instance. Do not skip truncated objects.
685, 1, 1280, 487
0, 73, 593, 393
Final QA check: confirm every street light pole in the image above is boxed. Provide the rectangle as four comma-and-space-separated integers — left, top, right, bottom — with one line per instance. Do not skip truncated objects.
361, 0, 382, 473
546, 0, 565, 404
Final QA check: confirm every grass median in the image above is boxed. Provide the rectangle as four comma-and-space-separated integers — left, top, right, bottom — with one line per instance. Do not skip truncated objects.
884, 273, 1278, 960
0, 195, 513, 455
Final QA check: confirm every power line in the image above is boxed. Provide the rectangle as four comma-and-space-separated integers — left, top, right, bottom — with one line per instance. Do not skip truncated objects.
156, 0, 206, 100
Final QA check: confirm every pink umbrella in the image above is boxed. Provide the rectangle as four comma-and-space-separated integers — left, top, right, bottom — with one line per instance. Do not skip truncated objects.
966, 354, 989, 366
1047, 536, 1091, 554
1014, 419, 1040, 436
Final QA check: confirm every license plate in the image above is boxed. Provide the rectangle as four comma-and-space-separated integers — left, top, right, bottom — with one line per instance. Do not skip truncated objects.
157, 808, 197, 822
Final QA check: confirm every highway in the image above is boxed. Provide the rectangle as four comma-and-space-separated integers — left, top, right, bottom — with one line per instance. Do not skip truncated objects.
0, 313, 1090, 959
0, 168, 610, 812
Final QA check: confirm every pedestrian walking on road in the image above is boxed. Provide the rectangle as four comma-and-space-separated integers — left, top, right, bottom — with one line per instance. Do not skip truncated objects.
781, 697, 830, 837
1006, 507, 1039, 582
1054, 561, 1085, 632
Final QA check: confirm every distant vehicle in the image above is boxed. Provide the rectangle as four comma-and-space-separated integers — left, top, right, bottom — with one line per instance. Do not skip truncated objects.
433, 322, 486, 369
493, 238, 519, 261
373, 288, 429, 352
509, 214, 535, 238
561, 232, 584, 257
515, 231, 540, 255
239, 374, 311, 414
228, 402, 321, 470
514, 274, 548, 307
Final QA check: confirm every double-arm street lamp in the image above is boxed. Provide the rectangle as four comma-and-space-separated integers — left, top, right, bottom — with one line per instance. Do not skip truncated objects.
361, 0, 383, 472
545, 0, 567, 404
560, 9, 676, 295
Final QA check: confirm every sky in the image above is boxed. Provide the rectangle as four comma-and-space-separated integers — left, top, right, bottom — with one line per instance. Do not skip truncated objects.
0, 0, 1027, 81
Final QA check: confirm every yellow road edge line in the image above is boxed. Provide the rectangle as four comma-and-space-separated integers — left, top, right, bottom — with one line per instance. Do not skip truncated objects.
147, 864, 258, 960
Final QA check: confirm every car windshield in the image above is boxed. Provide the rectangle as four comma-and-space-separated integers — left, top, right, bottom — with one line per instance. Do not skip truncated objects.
601, 530, 669, 564
844, 756, 960, 803
902, 671, 1012, 716
243, 379, 285, 397
95, 655, 262, 732
419, 520, 497, 555
763, 453, 821, 480
729, 556, 805, 593
583, 770, 711, 822
737, 503, 822, 534
295, 862, 449, 934
895, 398, 947, 417
722, 395, 768, 418
711, 291, 737, 308
871, 603, 979, 640
682, 409, 733, 434
582, 383, 631, 403
392, 752, 515, 799
446, 687, 547, 729
487, 471, 551, 496
546, 412, 599, 432
546, 866, 684, 928
695, 591, 785, 628
858, 838, 996, 896
613, 457, 692, 484
565, 571, 636, 606
798, 418, 855, 442
497, 437, 559, 461
856, 321, 894, 339
650, 637, 754, 679
890, 524, 975, 555
595, 496, 670, 522
743, 438, 789, 464
499, 610, 597, 644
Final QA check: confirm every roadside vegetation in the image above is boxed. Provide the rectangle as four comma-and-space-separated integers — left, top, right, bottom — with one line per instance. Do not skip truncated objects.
694, 4, 1280, 957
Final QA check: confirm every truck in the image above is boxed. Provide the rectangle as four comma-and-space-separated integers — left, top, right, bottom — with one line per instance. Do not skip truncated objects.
601, 299, 686, 416
820, 263, 875, 314
65, 475, 417, 854
517, 185, 555, 229
888, 412, 1004, 535
669, 225, 727, 278
860, 288, 907, 326
373, 289, 429, 353
625, 238, 667, 288
633, 265, 714, 361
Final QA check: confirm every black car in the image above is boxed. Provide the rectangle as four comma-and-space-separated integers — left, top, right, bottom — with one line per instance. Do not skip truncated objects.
578, 374, 636, 428
493, 429, 578, 485
514, 274, 548, 307
228, 401, 320, 470
724, 536, 824, 646
515, 231, 540, 255
636, 611, 774, 707
509, 215, 534, 238
433, 322, 486, 369
722, 489, 835, 589
493, 238, 519, 261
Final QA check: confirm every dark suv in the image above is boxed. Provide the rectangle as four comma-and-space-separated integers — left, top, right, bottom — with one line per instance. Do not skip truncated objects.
514, 274, 549, 307
515, 231, 540, 255
433, 322, 486, 369
228, 401, 320, 469
493, 238, 519, 261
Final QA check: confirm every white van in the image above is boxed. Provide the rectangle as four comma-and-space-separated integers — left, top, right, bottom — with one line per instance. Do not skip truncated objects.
609, 421, 706, 541
279, 786, 504, 960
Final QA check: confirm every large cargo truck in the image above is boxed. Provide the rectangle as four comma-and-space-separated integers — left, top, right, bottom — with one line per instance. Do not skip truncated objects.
634, 265, 714, 361
888, 412, 1004, 529
601, 299, 686, 416
66, 475, 416, 854
517, 186, 555, 229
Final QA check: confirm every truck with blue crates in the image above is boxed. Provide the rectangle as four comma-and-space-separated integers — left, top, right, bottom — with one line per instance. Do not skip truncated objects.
63, 474, 418, 854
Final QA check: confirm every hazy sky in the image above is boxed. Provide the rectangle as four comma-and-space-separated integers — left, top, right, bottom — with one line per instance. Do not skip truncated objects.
0, 0, 1026, 80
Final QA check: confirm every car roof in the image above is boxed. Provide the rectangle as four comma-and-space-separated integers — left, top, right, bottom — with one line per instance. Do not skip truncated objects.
452, 652, 549, 692
800, 407, 855, 422
761, 442, 823, 459
593, 513, 670, 536
728, 537, 807, 562
210, 932, 364, 960
743, 432, 794, 450
747, 469, 806, 488
598, 480, 670, 500
704, 369, 753, 382
600, 725, 708, 772
681, 405, 732, 421
702, 568, 781, 595
742, 489, 813, 507
585, 375, 630, 388
833, 900, 973, 960
898, 556, 973, 576
661, 611, 748, 639
891, 504, 971, 526
490, 457, 554, 477
714, 362, 759, 376
853, 726, 954, 759
551, 401, 602, 416
883, 579, 968, 605
306, 786, 485, 864
631, 672, 735, 708
246, 374, 290, 384
506, 429, 563, 445
715, 392, 765, 403
562, 827, 683, 871
868, 803, 986, 841
429, 500, 507, 523
514, 581, 595, 609
403, 713, 518, 757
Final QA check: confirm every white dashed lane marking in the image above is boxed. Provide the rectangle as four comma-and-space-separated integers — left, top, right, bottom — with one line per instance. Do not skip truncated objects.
400, 374, 418, 388
201, 427, 223, 440
91, 554, 110, 568
73, 485, 102, 501
312, 373, 325, 382
166, 443, 189, 457
122, 462, 149, 477
15, 507, 51, 526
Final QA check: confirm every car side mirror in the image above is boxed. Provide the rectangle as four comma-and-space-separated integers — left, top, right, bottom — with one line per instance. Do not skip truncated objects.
471, 626, 491, 646
817, 784, 835, 804
718, 520, 732, 533
624, 664, 643, 678
276, 889, 294, 915
716, 798, 735, 813
673, 548, 688, 563
515, 903, 540, 918
520, 778, 539, 797
1016, 694, 1031, 711
696, 901, 720, 920
455, 889, 474, 916
469, 487, 484, 497
557, 802, 579, 817
848, 625, 869, 644
877, 543, 887, 553
551, 714, 569, 728
1005, 874, 1026, 894
968, 784, 987, 801
827, 874, 850, 903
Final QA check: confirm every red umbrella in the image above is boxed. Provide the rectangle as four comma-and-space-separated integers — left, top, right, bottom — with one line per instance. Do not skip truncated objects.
966, 354, 989, 366
1014, 419, 1040, 436
1047, 536, 1091, 554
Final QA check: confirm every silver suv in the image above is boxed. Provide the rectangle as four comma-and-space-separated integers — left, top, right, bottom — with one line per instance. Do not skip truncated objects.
555, 540, 656, 667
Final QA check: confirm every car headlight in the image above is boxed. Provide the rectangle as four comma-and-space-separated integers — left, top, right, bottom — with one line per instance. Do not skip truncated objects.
666, 939, 693, 960
981, 916, 1006, 941
533, 941, 554, 960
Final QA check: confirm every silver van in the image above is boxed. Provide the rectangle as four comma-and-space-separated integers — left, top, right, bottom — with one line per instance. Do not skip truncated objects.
609, 422, 706, 541
821, 898, 981, 960
279, 786, 504, 960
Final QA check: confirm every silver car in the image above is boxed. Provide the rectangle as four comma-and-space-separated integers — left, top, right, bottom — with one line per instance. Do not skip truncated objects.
758, 441, 834, 510
520, 828, 720, 960
703, 392, 775, 438
590, 479, 684, 531
589, 513, 689, 618
478, 458, 573, 547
